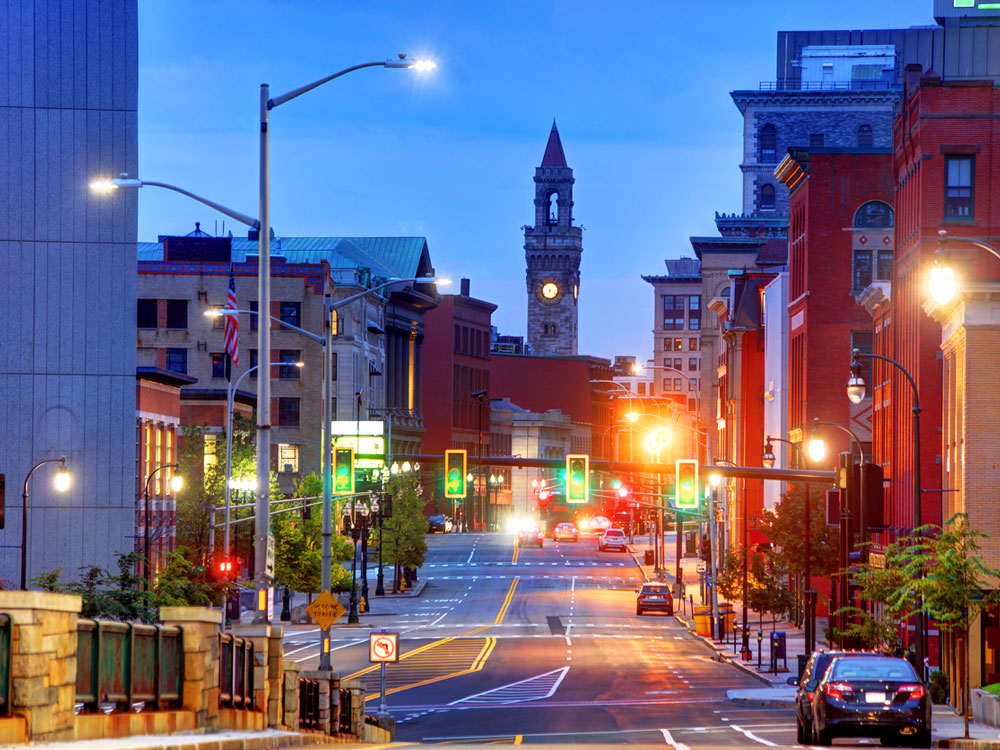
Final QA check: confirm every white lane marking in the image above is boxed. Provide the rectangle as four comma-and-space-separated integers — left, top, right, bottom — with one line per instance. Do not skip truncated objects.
730, 724, 778, 746
467, 548, 475, 564
565, 636, 572, 646
448, 666, 570, 705
660, 728, 692, 750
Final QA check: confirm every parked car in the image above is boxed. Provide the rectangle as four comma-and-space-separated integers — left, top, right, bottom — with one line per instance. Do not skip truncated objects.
553, 522, 579, 542
517, 526, 544, 548
428, 515, 454, 533
591, 516, 612, 531
811, 654, 931, 747
792, 651, 864, 744
597, 528, 627, 552
635, 582, 673, 616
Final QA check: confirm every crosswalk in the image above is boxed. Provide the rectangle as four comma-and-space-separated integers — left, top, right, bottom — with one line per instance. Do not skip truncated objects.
423, 561, 630, 567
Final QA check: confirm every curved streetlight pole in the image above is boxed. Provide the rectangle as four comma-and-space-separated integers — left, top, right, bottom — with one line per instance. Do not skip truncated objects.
812, 418, 866, 466
849, 348, 924, 670
21, 457, 69, 590
258, 57, 434, 623
142, 463, 180, 593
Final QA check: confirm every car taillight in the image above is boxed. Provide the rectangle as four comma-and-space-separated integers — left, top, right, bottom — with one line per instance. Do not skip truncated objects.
806, 691, 815, 701
898, 684, 926, 700
825, 682, 854, 700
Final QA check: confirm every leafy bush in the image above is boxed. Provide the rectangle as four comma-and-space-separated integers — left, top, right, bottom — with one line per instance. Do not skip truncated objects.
929, 669, 949, 704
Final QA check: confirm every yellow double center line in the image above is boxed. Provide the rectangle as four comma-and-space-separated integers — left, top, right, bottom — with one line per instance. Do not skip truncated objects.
495, 577, 519, 625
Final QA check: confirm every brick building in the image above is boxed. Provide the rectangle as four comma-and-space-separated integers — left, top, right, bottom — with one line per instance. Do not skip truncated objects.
421, 278, 500, 529
899, 69, 1000, 698
135, 368, 194, 575
775, 147, 894, 456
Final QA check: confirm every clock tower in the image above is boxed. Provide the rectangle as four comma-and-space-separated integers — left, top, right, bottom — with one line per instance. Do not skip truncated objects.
525, 121, 582, 356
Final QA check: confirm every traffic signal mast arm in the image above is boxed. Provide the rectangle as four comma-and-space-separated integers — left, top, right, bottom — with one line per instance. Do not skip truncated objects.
355, 454, 836, 484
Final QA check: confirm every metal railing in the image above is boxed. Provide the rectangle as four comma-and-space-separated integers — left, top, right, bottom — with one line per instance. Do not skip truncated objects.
337, 687, 352, 733
218, 634, 254, 709
0, 615, 11, 714
757, 79, 899, 92
298, 677, 320, 729
75, 620, 183, 712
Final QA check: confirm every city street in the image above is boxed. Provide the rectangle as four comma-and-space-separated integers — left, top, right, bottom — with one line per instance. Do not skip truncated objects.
286, 532, 799, 745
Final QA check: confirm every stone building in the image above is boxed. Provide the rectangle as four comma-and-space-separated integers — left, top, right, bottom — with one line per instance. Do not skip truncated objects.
0, 0, 138, 585
525, 122, 582, 357
137, 230, 438, 494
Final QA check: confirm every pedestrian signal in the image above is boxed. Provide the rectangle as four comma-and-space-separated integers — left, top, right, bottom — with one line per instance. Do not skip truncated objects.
565, 454, 590, 504
217, 558, 235, 579
444, 449, 467, 498
675, 459, 699, 510
334, 447, 355, 495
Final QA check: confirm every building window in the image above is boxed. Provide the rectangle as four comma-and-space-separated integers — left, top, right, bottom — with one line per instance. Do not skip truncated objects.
759, 124, 776, 163
674, 378, 682, 391
688, 295, 701, 329
689, 379, 697, 391
211, 353, 226, 379
689, 358, 698, 371
858, 124, 873, 148
277, 397, 300, 427
673, 338, 683, 351
945, 155, 974, 219
663, 341, 672, 352
330, 351, 338, 381
547, 190, 559, 225
137, 299, 157, 329
330, 397, 338, 420
211, 305, 225, 330
330, 309, 339, 337
204, 434, 218, 474
279, 349, 301, 379
663, 295, 684, 330
249, 349, 258, 377
853, 248, 873, 291
249, 301, 259, 331
673, 358, 682, 369
851, 331, 874, 388
454, 325, 460, 353
278, 444, 299, 473
165, 300, 187, 329
760, 184, 775, 211
688, 398, 697, 411
809, 133, 825, 149
165, 348, 187, 374
663, 378, 671, 391
280, 301, 301, 328
688, 338, 698, 351
854, 201, 893, 228
877, 249, 893, 281
637, 382, 647, 395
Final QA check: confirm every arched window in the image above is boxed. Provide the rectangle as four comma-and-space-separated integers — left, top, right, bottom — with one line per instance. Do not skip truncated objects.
760, 183, 776, 211
546, 191, 559, 225
858, 124, 873, 148
760, 124, 776, 163
853, 201, 893, 228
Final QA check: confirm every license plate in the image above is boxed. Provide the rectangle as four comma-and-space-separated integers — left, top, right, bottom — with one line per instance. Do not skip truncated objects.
865, 692, 886, 703
646, 596, 662, 600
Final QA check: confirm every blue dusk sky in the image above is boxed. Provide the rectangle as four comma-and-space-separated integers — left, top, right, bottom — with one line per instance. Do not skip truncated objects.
138, 1, 931, 361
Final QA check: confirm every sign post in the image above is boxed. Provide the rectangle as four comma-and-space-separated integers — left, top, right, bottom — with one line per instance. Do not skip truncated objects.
369, 631, 399, 715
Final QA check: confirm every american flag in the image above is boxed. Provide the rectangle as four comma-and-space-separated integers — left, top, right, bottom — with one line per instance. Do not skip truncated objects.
224, 264, 239, 367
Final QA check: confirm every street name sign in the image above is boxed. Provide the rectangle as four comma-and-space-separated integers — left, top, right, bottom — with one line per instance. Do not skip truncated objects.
306, 590, 347, 630
369, 633, 399, 663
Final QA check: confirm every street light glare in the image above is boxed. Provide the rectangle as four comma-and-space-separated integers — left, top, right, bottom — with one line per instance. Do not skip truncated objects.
411, 59, 437, 72
624, 412, 638, 422
928, 264, 957, 306
808, 437, 826, 463
631, 363, 643, 375
170, 475, 184, 493
53, 468, 71, 493
204, 309, 223, 318
708, 472, 722, 487
89, 179, 117, 192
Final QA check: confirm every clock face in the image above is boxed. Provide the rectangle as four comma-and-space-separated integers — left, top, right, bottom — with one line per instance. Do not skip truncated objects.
541, 282, 559, 300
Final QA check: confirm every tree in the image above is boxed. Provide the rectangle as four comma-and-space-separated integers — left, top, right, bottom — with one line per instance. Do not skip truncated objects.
835, 541, 916, 654
380, 472, 428, 593
717, 546, 744, 602
758, 483, 840, 580
917, 514, 1000, 738
745, 548, 796, 629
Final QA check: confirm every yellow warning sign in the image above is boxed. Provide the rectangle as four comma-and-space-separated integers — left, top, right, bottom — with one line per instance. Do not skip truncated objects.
306, 590, 347, 630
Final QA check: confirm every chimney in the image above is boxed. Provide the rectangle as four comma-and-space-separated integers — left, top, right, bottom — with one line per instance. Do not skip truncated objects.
904, 63, 923, 101
460, 278, 470, 296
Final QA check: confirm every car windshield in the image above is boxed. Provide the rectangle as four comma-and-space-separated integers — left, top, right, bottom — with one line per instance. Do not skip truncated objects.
640, 585, 666, 595
605, 530, 624, 537
830, 657, 917, 682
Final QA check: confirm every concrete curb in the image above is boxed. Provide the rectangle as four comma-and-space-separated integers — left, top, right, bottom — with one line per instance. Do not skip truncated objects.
32, 730, 370, 750
935, 740, 1000, 749
628, 547, 650, 582
725, 690, 795, 708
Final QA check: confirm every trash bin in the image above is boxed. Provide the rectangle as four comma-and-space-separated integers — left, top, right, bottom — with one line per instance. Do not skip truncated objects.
644, 549, 654, 565
717, 603, 735, 637
693, 605, 712, 637
797, 653, 810, 679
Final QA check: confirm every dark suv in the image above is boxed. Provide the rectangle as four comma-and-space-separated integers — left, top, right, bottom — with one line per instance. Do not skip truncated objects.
812, 655, 931, 747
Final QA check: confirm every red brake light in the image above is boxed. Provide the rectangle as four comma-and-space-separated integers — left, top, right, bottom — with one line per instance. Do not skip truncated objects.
825, 682, 853, 700
806, 691, 815, 701
898, 684, 926, 700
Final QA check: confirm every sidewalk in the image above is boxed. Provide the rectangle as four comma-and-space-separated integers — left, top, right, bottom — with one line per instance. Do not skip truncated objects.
628, 536, 1000, 746
0, 729, 374, 750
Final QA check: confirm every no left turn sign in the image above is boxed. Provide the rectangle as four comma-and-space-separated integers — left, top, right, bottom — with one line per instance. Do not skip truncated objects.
369, 633, 399, 663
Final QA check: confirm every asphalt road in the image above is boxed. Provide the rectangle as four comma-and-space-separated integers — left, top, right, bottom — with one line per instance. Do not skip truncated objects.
288, 531, 806, 747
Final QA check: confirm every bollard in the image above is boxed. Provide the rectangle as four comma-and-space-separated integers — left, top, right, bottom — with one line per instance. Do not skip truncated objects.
732, 621, 738, 653
757, 630, 763, 670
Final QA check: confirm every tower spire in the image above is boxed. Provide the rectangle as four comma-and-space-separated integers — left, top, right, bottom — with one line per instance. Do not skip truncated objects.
540, 119, 567, 167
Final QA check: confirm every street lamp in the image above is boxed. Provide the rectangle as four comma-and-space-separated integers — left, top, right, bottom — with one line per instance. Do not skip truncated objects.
142, 463, 182, 593
847, 347, 924, 668
21, 457, 70, 590
807, 424, 827, 464
929, 229, 1000, 305
472, 390, 488, 531
256, 57, 435, 623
